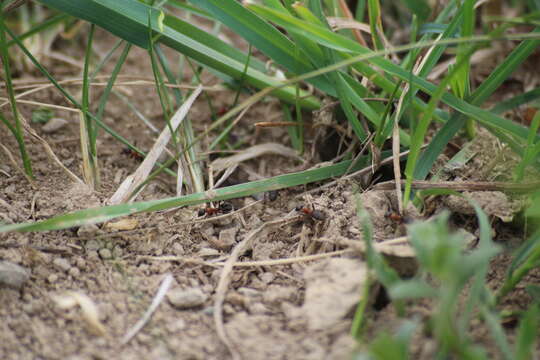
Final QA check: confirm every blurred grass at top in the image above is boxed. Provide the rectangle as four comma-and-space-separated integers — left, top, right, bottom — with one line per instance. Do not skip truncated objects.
0, 0, 539, 227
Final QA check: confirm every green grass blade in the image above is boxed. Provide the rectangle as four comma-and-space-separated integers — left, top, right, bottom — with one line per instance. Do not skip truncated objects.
96, 42, 132, 121
40, 0, 319, 109
191, 0, 332, 92
0, 155, 380, 232
515, 304, 540, 360
0, 12, 33, 178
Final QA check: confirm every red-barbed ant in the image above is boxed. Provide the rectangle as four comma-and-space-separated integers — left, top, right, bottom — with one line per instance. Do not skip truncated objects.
198, 201, 233, 217
385, 210, 411, 225
121, 147, 144, 161
295, 205, 326, 221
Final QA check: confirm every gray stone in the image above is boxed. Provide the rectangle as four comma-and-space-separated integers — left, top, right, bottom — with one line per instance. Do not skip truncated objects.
112, 245, 123, 258
53, 257, 71, 272
42, 118, 68, 133
99, 248, 112, 260
259, 272, 275, 284
85, 240, 100, 251
167, 287, 207, 309
68, 267, 80, 278
217, 226, 238, 250
0, 261, 30, 289
77, 224, 100, 237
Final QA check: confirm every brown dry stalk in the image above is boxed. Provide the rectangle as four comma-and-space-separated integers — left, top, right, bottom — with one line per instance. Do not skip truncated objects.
337, 0, 367, 46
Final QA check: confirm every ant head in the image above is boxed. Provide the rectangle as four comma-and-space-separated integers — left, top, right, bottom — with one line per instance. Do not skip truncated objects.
219, 201, 233, 213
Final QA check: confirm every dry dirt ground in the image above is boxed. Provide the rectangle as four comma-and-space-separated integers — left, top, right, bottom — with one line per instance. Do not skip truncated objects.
0, 25, 538, 360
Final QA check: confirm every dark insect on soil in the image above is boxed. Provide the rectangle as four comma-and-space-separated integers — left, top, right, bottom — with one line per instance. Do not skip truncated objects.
385, 211, 411, 225
216, 106, 229, 117
198, 201, 233, 217
295, 205, 326, 221
267, 190, 278, 201
121, 147, 144, 161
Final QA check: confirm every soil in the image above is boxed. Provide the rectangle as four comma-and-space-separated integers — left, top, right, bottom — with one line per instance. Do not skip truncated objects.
0, 21, 538, 360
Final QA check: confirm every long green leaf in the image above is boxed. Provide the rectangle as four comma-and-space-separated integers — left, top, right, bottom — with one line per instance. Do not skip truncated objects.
0, 155, 380, 233
39, 0, 320, 109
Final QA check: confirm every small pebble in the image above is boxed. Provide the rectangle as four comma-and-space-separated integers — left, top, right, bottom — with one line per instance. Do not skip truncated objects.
166, 319, 187, 332
53, 258, 71, 272
85, 240, 100, 251
77, 224, 100, 237
76, 258, 86, 270
198, 247, 219, 257
259, 272, 275, 284
47, 274, 59, 283
68, 267, 80, 278
42, 118, 68, 133
167, 287, 207, 309
112, 245, 123, 258
99, 248, 112, 260
249, 302, 269, 315
0, 261, 30, 289
217, 227, 238, 250
237, 287, 260, 298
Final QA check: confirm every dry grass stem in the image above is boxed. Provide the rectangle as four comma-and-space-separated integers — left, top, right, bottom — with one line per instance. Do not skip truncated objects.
121, 273, 174, 345
108, 85, 202, 204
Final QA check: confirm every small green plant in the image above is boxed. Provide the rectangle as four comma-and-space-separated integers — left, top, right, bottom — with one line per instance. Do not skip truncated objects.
355, 196, 540, 359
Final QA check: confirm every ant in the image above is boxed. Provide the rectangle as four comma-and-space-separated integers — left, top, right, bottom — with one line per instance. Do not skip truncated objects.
216, 106, 229, 117
121, 147, 144, 162
385, 210, 411, 225
198, 201, 233, 217
295, 204, 326, 221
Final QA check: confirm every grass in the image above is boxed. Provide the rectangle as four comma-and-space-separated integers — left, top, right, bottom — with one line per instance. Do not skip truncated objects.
1, 0, 540, 358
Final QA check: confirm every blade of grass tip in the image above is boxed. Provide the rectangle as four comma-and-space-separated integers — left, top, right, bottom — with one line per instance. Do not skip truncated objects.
81, 23, 99, 188
0, 12, 33, 178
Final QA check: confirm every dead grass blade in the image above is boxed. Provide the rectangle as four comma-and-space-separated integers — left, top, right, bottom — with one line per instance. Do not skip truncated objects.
209, 142, 302, 187
108, 85, 202, 204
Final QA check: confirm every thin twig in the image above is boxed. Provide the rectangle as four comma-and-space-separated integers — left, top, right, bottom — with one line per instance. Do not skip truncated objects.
121, 273, 174, 345
214, 216, 301, 360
